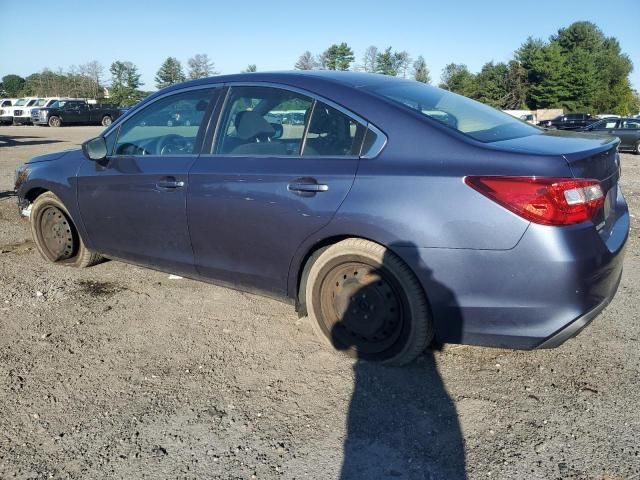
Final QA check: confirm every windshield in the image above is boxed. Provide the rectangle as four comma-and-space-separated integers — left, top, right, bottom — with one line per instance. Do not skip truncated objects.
14, 99, 26, 106
368, 82, 540, 143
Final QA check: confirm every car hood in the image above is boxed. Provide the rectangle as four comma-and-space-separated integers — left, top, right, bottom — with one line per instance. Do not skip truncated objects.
26, 149, 76, 164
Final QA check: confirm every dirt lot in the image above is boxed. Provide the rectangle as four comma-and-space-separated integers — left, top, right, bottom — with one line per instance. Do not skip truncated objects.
0, 125, 639, 480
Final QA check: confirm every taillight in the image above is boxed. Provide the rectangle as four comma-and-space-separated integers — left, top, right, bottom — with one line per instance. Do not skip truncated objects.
464, 176, 605, 226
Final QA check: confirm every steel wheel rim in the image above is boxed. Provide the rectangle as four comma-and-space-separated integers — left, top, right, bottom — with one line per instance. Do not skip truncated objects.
39, 206, 75, 261
319, 261, 405, 355
103, 116, 111, 126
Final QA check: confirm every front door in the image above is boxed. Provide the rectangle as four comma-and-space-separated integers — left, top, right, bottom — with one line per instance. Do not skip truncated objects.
615, 118, 640, 150
77, 87, 219, 275
188, 85, 366, 296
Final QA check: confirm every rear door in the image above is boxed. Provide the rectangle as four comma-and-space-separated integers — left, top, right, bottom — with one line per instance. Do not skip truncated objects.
188, 85, 366, 296
615, 119, 640, 150
77, 86, 220, 275
589, 119, 619, 133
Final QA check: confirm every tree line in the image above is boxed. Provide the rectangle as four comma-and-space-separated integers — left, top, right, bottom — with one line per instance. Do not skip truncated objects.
1, 21, 637, 113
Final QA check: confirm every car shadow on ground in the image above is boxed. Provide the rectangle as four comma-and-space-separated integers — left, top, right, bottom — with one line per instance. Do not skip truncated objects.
0, 135, 63, 148
331, 243, 466, 479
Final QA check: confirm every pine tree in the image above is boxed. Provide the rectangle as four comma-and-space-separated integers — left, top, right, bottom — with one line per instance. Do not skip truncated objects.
413, 56, 431, 83
109, 61, 144, 107
155, 57, 186, 89
323, 43, 355, 71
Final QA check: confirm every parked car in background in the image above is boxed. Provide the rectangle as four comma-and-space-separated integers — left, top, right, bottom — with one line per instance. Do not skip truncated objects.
33, 99, 121, 127
582, 117, 640, 154
15, 71, 628, 366
0, 98, 17, 125
596, 114, 620, 119
30, 98, 81, 124
538, 113, 597, 130
11, 97, 40, 124
519, 113, 537, 124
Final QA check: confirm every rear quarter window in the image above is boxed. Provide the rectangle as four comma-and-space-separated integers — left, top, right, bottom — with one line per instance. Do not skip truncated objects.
369, 82, 540, 143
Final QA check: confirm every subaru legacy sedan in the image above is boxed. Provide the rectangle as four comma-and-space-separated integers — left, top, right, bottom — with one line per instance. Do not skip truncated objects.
15, 71, 629, 366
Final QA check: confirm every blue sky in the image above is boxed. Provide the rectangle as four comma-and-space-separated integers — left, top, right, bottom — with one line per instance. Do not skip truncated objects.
2, 0, 638, 91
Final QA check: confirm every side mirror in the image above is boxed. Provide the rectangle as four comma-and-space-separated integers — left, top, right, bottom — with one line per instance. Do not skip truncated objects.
82, 136, 107, 161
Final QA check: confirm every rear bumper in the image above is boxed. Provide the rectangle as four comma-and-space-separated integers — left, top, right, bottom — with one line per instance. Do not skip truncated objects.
393, 188, 629, 349
536, 281, 618, 349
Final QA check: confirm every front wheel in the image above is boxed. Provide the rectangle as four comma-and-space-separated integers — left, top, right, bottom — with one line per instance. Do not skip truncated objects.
30, 192, 102, 268
305, 239, 433, 366
635, 141, 640, 155
48, 116, 62, 128
101, 115, 112, 127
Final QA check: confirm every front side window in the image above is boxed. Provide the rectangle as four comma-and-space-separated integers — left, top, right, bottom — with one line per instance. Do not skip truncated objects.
369, 82, 540, 143
303, 102, 365, 156
115, 88, 216, 156
217, 86, 313, 155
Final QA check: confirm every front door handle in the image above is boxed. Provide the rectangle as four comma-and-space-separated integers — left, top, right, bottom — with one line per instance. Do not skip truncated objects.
288, 182, 329, 193
156, 178, 185, 189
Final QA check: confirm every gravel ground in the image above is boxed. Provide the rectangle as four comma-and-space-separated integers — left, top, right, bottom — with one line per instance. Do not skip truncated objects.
0, 125, 639, 480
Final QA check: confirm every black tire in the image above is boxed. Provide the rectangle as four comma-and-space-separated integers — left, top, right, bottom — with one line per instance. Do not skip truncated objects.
635, 141, 640, 155
305, 238, 433, 366
101, 115, 112, 127
48, 116, 62, 128
30, 192, 102, 268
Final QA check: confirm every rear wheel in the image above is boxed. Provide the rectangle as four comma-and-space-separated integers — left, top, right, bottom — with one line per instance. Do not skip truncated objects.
635, 141, 640, 155
101, 115, 112, 127
305, 239, 433, 366
30, 192, 102, 268
48, 116, 62, 128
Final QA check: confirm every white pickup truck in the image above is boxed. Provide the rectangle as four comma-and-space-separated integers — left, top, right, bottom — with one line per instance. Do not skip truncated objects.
0, 98, 16, 124
11, 97, 40, 125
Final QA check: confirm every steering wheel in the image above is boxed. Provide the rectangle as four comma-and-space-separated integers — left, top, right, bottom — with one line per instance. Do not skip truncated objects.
117, 142, 151, 156
157, 134, 191, 155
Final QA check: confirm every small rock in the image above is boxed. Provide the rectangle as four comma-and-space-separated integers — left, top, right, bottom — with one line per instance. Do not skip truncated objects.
41, 333, 51, 339
168, 275, 183, 280
36, 291, 44, 297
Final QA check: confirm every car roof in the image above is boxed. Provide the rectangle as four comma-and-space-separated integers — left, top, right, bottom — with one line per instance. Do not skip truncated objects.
161, 70, 408, 94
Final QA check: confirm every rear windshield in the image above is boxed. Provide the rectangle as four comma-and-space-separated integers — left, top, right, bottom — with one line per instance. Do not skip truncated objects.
368, 82, 540, 143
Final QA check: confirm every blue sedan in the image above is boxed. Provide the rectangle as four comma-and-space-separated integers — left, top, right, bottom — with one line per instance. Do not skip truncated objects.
15, 71, 629, 365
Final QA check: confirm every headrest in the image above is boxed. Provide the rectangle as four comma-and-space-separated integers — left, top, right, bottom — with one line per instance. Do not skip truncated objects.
306, 105, 333, 134
235, 110, 275, 140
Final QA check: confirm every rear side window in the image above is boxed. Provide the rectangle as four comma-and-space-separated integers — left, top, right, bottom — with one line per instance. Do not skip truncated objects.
217, 86, 313, 156
621, 120, 640, 129
302, 102, 365, 156
369, 82, 540, 143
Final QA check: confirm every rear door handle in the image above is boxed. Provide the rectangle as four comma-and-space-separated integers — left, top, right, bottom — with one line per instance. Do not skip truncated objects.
156, 178, 185, 189
288, 182, 329, 193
